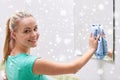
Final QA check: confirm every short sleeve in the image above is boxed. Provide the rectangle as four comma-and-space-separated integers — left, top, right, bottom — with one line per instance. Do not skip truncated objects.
24, 55, 38, 76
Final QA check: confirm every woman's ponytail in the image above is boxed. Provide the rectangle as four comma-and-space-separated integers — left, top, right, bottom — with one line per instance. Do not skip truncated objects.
3, 18, 11, 64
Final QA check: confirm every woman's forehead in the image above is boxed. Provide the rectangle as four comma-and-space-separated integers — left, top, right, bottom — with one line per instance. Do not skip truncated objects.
18, 17, 37, 29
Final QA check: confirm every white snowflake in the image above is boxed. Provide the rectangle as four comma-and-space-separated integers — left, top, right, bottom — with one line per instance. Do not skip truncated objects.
73, 2, 76, 6
54, 43, 57, 46
25, 0, 32, 6
118, 39, 120, 43
49, 42, 53, 45
115, 12, 119, 19
69, 32, 74, 36
70, 49, 73, 53
38, 0, 42, 4
47, 51, 50, 54
78, 32, 81, 36
43, 3, 47, 7
50, 49, 53, 52
55, 58, 58, 61
71, 22, 74, 26
83, 5, 88, 9
97, 68, 104, 75
52, 55, 55, 58
83, 37, 86, 40
104, 1, 109, 5
66, 49, 70, 52
92, 8, 96, 12
60, 10, 67, 16
116, 21, 119, 26
68, 55, 71, 59
79, 12, 84, 17
8, 5, 14, 8
58, 55, 67, 62
107, 29, 113, 35
86, 28, 89, 32
109, 70, 114, 74
45, 10, 49, 13
56, 36, 62, 44
75, 49, 82, 56
98, 4, 104, 10
64, 19, 68, 22
64, 38, 71, 45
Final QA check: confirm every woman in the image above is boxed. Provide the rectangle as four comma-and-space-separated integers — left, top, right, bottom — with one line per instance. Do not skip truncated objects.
3, 11, 99, 80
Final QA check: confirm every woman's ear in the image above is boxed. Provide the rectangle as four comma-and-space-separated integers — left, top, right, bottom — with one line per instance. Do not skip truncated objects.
10, 31, 16, 40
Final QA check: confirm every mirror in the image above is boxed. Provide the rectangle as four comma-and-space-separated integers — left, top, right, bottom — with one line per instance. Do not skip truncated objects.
74, 0, 115, 62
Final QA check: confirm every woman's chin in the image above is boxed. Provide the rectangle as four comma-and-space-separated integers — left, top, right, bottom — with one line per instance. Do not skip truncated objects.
30, 44, 37, 48
31, 44, 37, 47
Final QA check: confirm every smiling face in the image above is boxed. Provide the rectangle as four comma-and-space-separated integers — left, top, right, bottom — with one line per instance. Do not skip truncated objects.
13, 17, 39, 49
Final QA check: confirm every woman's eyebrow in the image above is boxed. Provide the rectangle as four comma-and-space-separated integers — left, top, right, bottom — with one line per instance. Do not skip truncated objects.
24, 25, 38, 29
34, 25, 38, 27
24, 27, 31, 30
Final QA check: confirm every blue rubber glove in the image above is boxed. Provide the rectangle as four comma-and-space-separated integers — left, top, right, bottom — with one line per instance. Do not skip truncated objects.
91, 24, 108, 60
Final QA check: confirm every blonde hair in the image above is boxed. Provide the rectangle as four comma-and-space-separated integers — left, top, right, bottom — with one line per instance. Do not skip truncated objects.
3, 11, 33, 64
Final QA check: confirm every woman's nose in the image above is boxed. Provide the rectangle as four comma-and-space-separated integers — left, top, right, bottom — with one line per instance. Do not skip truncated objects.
31, 31, 36, 37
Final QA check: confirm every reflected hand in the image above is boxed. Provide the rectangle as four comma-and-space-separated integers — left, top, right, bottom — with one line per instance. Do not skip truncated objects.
107, 50, 113, 58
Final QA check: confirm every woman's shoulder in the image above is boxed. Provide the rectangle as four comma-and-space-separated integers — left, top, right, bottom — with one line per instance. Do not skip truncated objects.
7, 53, 39, 65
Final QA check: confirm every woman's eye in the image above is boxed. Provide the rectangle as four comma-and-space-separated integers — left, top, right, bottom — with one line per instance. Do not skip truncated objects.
34, 27, 38, 31
24, 30, 31, 33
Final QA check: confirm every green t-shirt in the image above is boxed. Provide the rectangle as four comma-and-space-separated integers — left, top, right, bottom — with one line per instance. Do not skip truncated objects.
5, 53, 51, 80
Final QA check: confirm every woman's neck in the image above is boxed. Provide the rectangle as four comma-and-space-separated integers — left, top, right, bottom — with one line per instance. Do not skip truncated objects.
10, 44, 30, 56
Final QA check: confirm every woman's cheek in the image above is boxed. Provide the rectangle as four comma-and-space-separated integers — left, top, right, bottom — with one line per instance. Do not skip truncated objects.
37, 32, 40, 40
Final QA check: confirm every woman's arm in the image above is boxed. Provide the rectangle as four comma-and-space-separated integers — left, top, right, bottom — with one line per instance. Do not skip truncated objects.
33, 33, 100, 75
3, 71, 8, 80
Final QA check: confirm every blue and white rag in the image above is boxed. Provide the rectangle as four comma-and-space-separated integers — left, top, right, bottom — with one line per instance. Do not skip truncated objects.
91, 24, 108, 60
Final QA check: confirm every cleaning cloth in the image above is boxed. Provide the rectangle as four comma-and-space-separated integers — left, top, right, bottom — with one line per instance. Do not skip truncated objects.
91, 24, 108, 60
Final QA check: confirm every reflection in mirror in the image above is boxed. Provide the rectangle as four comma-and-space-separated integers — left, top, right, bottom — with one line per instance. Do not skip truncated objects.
74, 0, 115, 63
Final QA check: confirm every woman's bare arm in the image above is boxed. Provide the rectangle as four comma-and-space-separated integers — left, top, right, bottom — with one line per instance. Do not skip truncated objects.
33, 33, 100, 75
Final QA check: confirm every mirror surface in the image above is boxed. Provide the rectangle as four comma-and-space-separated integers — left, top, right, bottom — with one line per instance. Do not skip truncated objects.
74, 0, 115, 62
